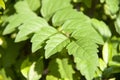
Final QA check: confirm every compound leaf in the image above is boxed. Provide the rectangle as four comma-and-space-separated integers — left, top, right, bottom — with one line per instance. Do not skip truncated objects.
71, 24, 104, 44
62, 18, 90, 33
14, 0, 32, 14
15, 17, 49, 42
67, 38, 99, 80
3, 13, 36, 35
31, 26, 57, 53
52, 8, 84, 26
26, 0, 41, 11
45, 33, 70, 58
41, 0, 72, 20
62, 18, 104, 44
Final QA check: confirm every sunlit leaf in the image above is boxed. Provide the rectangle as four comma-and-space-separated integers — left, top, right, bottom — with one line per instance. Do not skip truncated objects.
28, 57, 44, 80
41, 0, 72, 20
45, 33, 70, 58
91, 18, 111, 38
31, 26, 57, 53
56, 58, 75, 80
26, 0, 41, 11
99, 58, 107, 71
3, 13, 36, 35
104, 0, 119, 15
102, 41, 113, 64
67, 38, 99, 80
114, 12, 120, 35
0, 69, 12, 80
52, 8, 84, 26
0, 0, 5, 9
21, 58, 32, 78
15, 17, 49, 42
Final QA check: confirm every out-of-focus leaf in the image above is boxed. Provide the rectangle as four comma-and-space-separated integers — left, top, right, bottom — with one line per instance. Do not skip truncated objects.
47, 58, 74, 80
2, 38, 23, 67
0, 69, 12, 80
104, 0, 119, 19
41, 0, 72, 20
99, 58, 107, 71
28, 57, 44, 80
21, 58, 32, 78
56, 58, 75, 80
102, 42, 111, 64
82, 0, 92, 8
91, 18, 111, 38
14, 0, 32, 14
114, 13, 120, 35
103, 66, 120, 78
46, 75, 59, 80
72, 0, 82, 3
109, 61, 120, 67
47, 58, 61, 79
26, 0, 41, 11
94, 68, 102, 79
0, 0, 5, 9
100, 0, 105, 3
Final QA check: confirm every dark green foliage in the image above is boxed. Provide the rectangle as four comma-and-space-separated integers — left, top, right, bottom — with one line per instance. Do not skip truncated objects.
0, 0, 120, 80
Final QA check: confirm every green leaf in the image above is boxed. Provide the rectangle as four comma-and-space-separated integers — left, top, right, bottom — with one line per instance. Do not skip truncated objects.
104, 0, 119, 15
15, 17, 49, 42
0, 0, 5, 10
47, 58, 61, 79
41, 0, 72, 20
73, 0, 82, 3
26, 0, 41, 11
114, 13, 120, 35
28, 57, 44, 80
67, 38, 99, 80
91, 18, 111, 38
21, 58, 32, 78
82, 0, 92, 8
0, 69, 12, 80
102, 41, 114, 64
56, 58, 75, 80
31, 26, 57, 53
71, 24, 104, 44
62, 18, 104, 44
99, 58, 107, 71
52, 8, 84, 26
2, 38, 24, 67
100, 0, 105, 3
46, 75, 59, 80
45, 33, 70, 58
62, 18, 90, 33
47, 58, 74, 80
103, 66, 120, 78
14, 0, 32, 14
3, 13, 36, 35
